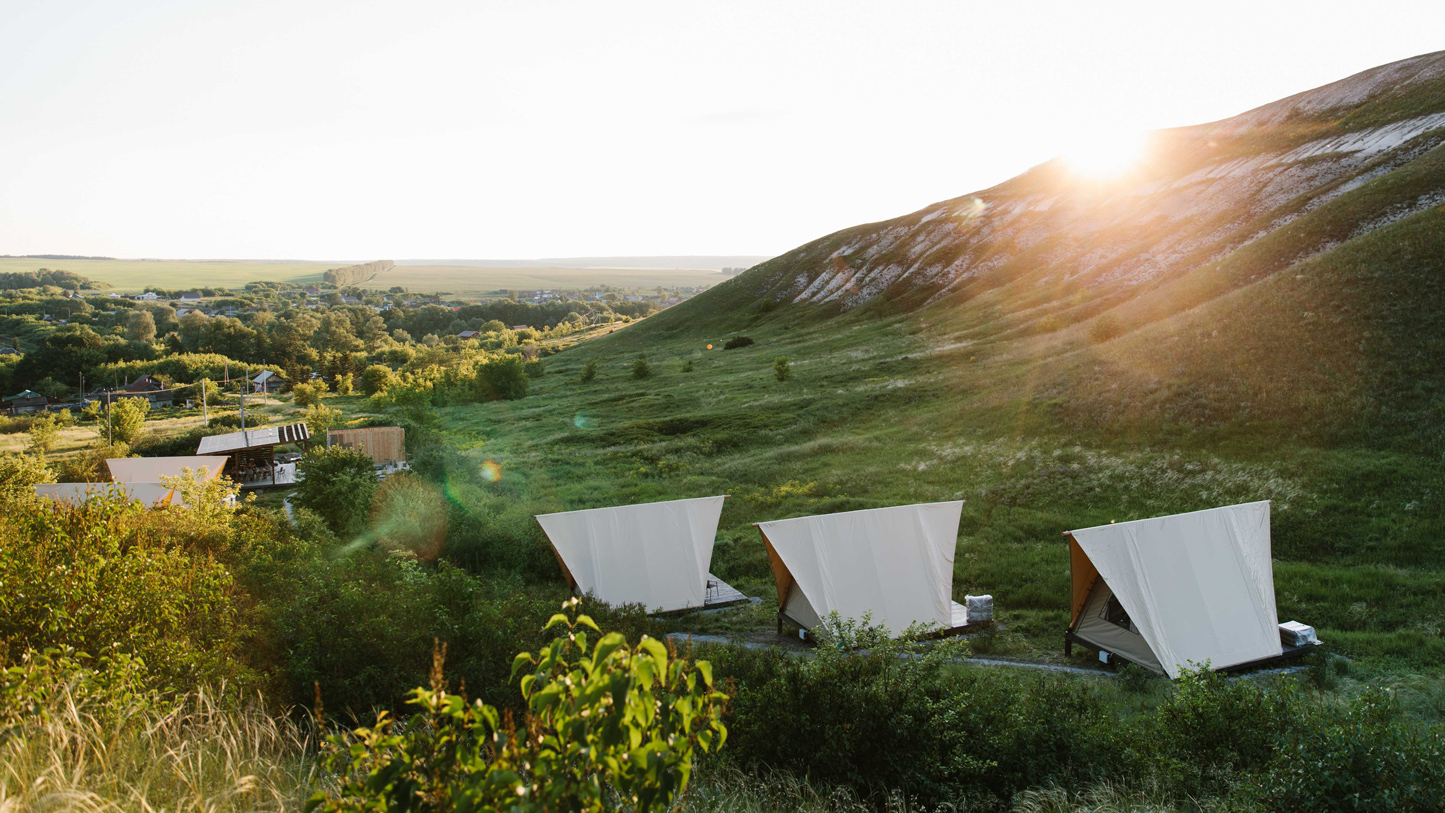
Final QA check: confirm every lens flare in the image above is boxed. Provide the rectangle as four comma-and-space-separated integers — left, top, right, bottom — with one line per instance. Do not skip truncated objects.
368, 474, 448, 561
573, 411, 597, 430
480, 460, 503, 482
706, 344, 713, 350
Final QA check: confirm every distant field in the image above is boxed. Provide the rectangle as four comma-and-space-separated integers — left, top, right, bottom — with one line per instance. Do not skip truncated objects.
367, 265, 730, 294
0, 258, 333, 292
0, 258, 732, 294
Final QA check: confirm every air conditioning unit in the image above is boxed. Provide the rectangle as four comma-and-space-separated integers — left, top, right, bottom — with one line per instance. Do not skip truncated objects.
1279, 620, 1319, 648
965, 594, 994, 622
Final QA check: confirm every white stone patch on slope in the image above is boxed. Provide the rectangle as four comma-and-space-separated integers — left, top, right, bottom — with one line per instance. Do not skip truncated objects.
1274, 112, 1445, 163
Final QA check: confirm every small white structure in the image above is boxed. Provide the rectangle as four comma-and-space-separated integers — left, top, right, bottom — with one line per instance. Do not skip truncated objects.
1065, 501, 1312, 677
535, 496, 745, 614
756, 501, 976, 638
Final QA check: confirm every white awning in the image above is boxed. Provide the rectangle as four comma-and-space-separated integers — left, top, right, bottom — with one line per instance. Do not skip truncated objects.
106, 456, 228, 483
36, 482, 180, 507
757, 501, 963, 636
535, 496, 726, 614
1068, 501, 1281, 677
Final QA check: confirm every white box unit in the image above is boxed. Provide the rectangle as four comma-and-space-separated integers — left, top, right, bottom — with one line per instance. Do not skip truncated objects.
1279, 620, 1319, 648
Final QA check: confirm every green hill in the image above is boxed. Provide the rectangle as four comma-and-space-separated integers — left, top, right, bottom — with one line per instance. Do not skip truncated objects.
433, 51, 1445, 673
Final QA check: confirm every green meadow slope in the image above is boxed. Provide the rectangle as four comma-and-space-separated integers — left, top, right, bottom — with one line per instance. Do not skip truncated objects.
431, 53, 1445, 677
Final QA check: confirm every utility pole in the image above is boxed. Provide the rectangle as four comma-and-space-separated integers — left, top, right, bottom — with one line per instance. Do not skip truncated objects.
239, 368, 247, 432
201, 379, 209, 426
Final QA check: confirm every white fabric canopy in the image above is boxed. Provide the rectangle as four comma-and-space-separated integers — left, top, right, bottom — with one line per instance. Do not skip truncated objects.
1068, 501, 1281, 677
757, 501, 963, 636
107, 456, 228, 483
36, 482, 180, 507
535, 496, 725, 613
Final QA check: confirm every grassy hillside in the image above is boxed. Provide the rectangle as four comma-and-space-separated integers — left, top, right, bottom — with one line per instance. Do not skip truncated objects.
429, 197, 1445, 675
418, 53, 1445, 679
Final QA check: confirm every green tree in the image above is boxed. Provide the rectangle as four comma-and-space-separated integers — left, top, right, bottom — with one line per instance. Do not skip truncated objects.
26, 414, 60, 454
304, 403, 343, 438
474, 356, 531, 401
359, 365, 396, 396
335, 372, 355, 396
109, 398, 150, 446
293, 446, 378, 538
292, 380, 329, 409
124, 310, 156, 343
0, 453, 55, 499
580, 357, 598, 383
632, 356, 651, 379
309, 600, 727, 813
773, 355, 792, 381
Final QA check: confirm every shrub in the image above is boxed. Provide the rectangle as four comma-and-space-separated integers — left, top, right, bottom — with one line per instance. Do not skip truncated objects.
773, 355, 792, 382
1247, 689, 1445, 812
1089, 313, 1126, 343
359, 364, 395, 396
475, 355, 531, 401
293, 446, 378, 538
580, 357, 598, 382
681, 359, 694, 373
56, 440, 131, 483
713, 616, 1000, 805
309, 600, 726, 813
0, 453, 55, 499
26, 413, 60, 454
0, 493, 254, 693
335, 372, 354, 396
723, 336, 755, 350
291, 380, 328, 409
632, 356, 652, 379
304, 403, 343, 438
109, 397, 151, 446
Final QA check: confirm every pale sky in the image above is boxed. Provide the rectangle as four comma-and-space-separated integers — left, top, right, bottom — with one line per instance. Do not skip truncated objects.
1, 1, 1441, 261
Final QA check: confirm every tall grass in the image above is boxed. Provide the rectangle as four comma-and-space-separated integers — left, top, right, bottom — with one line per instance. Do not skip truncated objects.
0, 685, 317, 812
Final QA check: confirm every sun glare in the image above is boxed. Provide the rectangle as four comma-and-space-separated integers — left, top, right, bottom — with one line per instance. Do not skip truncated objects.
1065, 129, 1148, 178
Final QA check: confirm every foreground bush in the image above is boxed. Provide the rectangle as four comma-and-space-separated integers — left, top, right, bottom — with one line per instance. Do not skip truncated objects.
0, 490, 255, 693
310, 600, 726, 812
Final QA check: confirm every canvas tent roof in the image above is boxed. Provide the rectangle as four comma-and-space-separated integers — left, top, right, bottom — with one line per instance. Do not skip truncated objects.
1067, 501, 1282, 678
534, 496, 726, 614
106, 456, 228, 484
36, 481, 189, 508
756, 501, 965, 637
197, 422, 310, 455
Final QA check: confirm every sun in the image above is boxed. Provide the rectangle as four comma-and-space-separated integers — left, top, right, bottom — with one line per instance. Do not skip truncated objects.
1065, 129, 1148, 178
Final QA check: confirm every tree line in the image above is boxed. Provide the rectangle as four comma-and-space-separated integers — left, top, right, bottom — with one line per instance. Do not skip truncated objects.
323, 260, 394, 286
0, 269, 108, 290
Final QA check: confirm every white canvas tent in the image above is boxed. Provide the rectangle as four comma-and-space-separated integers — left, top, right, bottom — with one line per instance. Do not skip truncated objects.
1066, 501, 1291, 677
756, 501, 975, 638
106, 456, 228, 483
37, 481, 188, 508
534, 496, 746, 614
